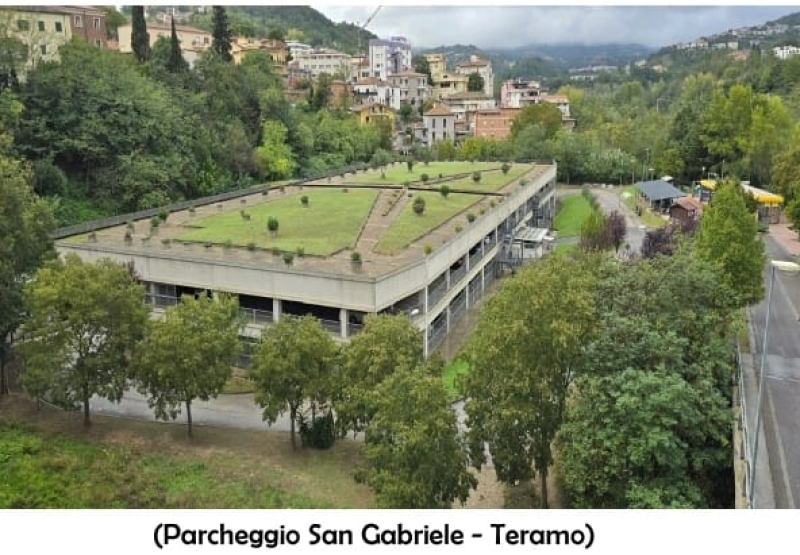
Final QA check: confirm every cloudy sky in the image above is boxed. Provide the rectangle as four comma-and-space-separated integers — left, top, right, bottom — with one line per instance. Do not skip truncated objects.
313, 4, 799, 49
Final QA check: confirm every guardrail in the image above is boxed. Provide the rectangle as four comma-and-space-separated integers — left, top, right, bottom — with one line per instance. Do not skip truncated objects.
736, 339, 752, 507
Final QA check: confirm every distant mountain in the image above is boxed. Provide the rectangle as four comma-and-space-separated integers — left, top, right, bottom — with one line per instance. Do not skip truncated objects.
186, 6, 376, 54
767, 11, 800, 27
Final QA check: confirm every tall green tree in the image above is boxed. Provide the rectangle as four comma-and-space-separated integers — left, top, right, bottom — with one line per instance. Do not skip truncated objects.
251, 315, 338, 449
211, 6, 233, 63
0, 140, 54, 395
365, 369, 477, 508
166, 17, 188, 73
131, 6, 150, 62
462, 256, 596, 507
134, 294, 241, 438
18, 255, 148, 425
695, 180, 765, 307
510, 103, 563, 140
336, 314, 423, 436
467, 72, 484, 92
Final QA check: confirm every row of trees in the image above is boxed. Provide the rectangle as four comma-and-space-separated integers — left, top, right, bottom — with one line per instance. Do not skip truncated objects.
14, 255, 474, 508
461, 179, 764, 508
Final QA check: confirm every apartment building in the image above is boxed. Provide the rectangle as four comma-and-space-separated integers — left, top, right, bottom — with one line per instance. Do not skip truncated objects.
368, 36, 412, 80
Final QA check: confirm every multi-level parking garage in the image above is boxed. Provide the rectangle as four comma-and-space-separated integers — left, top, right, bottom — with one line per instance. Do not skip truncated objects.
55, 162, 556, 358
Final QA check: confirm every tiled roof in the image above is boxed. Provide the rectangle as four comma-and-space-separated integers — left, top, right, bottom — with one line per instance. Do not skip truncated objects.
424, 105, 454, 116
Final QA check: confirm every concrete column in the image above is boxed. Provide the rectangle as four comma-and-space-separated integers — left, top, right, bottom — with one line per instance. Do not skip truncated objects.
465, 281, 470, 309
423, 324, 430, 358
272, 298, 282, 322
446, 306, 451, 332
423, 286, 429, 314
339, 308, 348, 340
446, 269, 451, 290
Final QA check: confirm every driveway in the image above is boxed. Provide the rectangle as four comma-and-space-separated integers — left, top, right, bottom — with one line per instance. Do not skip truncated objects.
590, 186, 647, 254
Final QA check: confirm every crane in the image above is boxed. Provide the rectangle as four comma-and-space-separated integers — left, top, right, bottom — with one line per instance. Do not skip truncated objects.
357, 5, 382, 55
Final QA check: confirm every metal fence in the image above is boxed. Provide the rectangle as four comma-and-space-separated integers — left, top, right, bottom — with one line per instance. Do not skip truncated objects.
736, 339, 752, 507
428, 279, 449, 309
468, 277, 482, 305
239, 308, 274, 326
450, 292, 467, 327
468, 248, 483, 271
450, 263, 467, 287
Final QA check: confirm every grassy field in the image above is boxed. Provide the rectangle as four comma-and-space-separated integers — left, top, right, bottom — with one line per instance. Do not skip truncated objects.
553, 194, 593, 238
440, 165, 531, 192
0, 396, 373, 508
442, 359, 469, 399
552, 244, 578, 256
375, 192, 480, 254
176, 189, 378, 255
346, 162, 502, 184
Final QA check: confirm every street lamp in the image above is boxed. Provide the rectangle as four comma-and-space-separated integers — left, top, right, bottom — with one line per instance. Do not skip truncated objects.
748, 259, 800, 508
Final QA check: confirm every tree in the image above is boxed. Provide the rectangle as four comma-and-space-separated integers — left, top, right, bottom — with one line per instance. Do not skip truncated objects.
253, 120, 295, 180
510, 103, 563, 140
131, 6, 150, 62
439, 184, 450, 198
412, 55, 433, 85
641, 225, 678, 258
579, 208, 609, 252
370, 148, 392, 173
365, 369, 476, 508
604, 210, 627, 252
18, 255, 148, 425
166, 17, 188, 73
695, 180, 765, 307
211, 6, 233, 63
467, 72, 484, 92
336, 314, 423, 436
0, 148, 54, 395
100, 6, 127, 41
134, 294, 241, 438
785, 195, 800, 239
398, 103, 414, 124
412, 196, 426, 215
462, 256, 596, 507
251, 315, 337, 449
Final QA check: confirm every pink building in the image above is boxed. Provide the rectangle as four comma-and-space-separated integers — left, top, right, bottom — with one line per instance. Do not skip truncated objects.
500, 79, 545, 108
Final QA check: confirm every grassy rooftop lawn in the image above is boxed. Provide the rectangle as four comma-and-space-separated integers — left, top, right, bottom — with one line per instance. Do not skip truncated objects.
375, 192, 481, 254
443, 165, 531, 192
346, 161, 501, 184
176, 189, 378, 256
553, 193, 593, 238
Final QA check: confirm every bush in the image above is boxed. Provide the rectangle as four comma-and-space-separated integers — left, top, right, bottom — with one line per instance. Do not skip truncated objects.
296, 246, 305, 258
150, 216, 160, 229
87, 231, 97, 242
407, 159, 414, 172
283, 251, 294, 265
124, 230, 133, 244
188, 206, 196, 214
467, 213, 476, 223
126, 220, 134, 230
161, 238, 171, 246
240, 210, 250, 220
299, 412, 336, 449
472, 172, 482, 183
342, 188, 349, 193
413, 196, 426, 215
223, 239, 233, 249
423, 244, 433, 255
246, 242, 257, 251
267, 216, 279, 234
33, 158, 67, 196
421, 173, 429, 183
455, 224, 463, 233
271, 247, 281, 256
301, 195, 309, 207
501, 162, 511, 174
479, 208, 486, 215
439, 184, 451, 199
158, 209, 169, 222
490, 200, 497, 208
351, 251, 362, 263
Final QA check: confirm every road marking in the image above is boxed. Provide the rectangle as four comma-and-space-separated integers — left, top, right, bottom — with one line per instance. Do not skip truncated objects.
765, 382, 797, 508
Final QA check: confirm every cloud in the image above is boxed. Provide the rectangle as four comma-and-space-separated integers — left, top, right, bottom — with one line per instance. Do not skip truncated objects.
313, 5, 798, 49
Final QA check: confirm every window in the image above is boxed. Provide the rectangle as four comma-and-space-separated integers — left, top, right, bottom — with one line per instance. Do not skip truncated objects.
40, 44, 47, 56
17, 20, 29, 31
94, 38, 102, 47
442, 118, 446, 127
74, 15, 82, 28
55, 21, 63, 33
38, 21, 45, 32
93, 17, 100, 29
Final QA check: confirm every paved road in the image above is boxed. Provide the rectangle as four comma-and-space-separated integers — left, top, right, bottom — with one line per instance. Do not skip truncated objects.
749, 234, 800, 508
590, 187, 647, 254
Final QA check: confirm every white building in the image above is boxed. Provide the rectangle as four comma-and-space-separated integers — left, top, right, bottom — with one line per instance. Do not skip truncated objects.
293, 47, 350, 78
352, 77, 398, 110
773, 45, 800, 60
368, 36, 412, 81
455, 55, 494, 98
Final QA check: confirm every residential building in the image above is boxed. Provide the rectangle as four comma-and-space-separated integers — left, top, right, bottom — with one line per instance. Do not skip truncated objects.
293, 47, 349, 79
0, 5, 108, 71
352, 77, 396, 110
118, 21, 211, 64
541, 94, 570, 118
386, 70, 430, 108
349, 55, 370, 82
500, 79, 544, 108
421, 105, 456, 145
474, 108, 520, 140
669, 197, 703, 227
350, 103, 396, 126
441, 91, 496, 126
773, 45, 800, 60
455, 55, 494, 97
432, 72, 469, 100
368, 36, 411, 80
285, 40, 312, 60
424, 53, 446, 83
230, 37, 288, 75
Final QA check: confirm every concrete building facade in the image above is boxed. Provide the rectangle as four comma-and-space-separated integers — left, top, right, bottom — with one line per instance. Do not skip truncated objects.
56, 165, 557, 358
455, 55, 494, 97
292, 47, 350, 79
368, 36, 412, 80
